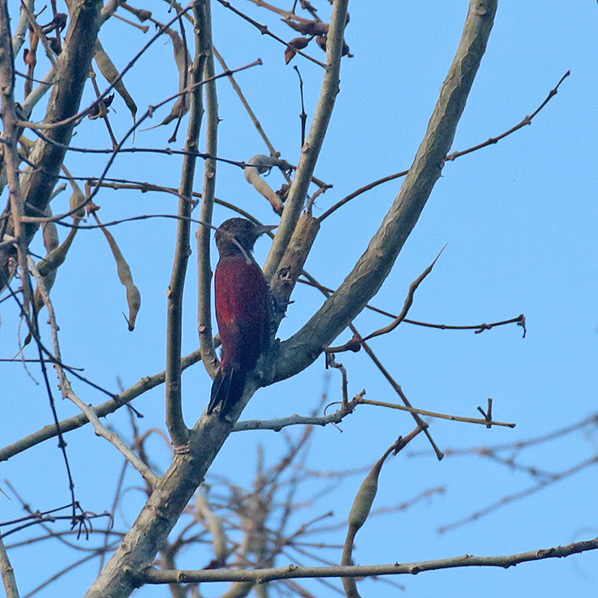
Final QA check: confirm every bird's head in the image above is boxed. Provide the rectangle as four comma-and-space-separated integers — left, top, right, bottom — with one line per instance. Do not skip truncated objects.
215, 218, 277, 257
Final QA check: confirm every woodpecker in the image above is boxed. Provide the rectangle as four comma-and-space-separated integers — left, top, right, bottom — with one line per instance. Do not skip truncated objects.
207, 218, 275, 417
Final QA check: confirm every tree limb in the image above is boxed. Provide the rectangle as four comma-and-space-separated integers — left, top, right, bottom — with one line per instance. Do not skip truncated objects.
197, 0, 220, 380
271, 0, 499, 383
0, 531, 20, 598
140, 535, 598, 583
0, 0, 104, 291
0, 349, 202, 463
165, 3, 207, 448
263, 0, 349, 279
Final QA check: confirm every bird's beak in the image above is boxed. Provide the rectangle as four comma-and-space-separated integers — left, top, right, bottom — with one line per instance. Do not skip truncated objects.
254, 224, 278, 237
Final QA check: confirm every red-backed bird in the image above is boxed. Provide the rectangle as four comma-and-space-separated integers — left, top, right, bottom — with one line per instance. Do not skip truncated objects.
207, 218, 275, 417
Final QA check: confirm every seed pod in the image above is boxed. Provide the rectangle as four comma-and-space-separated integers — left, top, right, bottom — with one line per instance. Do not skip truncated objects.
153, 28, 191, 128
284, 37, 310, 65
93, 213, 142, 331
94, 40, 138, 119
348, 459, 383, 530
284, 18, 328, 37
37, 226, 78, 278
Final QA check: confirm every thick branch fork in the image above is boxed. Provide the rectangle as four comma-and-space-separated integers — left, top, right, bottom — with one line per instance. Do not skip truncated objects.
140, 535, 598, 584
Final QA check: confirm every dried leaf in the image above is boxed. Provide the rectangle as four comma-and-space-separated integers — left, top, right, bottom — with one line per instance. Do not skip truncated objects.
23, 48, 36, 67
133, 8, 152, 21
47, 37, 62, 55
348, 461, 382, 531
283, 18, 328, 37
284, 36, 310, 65
94, 40, 138, 119
164, 27, 190, 90
42, 220, 59, 254
141, 28, 191, 131
276, 183, 289, 202
41, 13, 68, 34
65, 173, 87, 220
164, 29, 191, 125
33, 206, 77, 315
32, 269, 56, 314
92, 213, 142, 331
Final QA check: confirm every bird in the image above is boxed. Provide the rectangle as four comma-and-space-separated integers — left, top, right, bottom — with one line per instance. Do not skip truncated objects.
207, 218, 275, 417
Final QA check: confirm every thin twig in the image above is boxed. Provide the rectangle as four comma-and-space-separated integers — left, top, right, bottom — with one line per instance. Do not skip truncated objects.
14, 4, 195, 131
409, 413, 598, 457
214, 46, 279, 158
17, 59, 262, 227
246, 0, 313, 23
296, 272, 445, 460
326, 246, 445, 352
319, 71, 570, 222
234, 392, 363, 432
27, 256, 159, 485
299, 275, 526, 337
355, 330, 445, 461
63, 385, 160, 486
439, 454, 598, 534
14, 131, 250, 166
359, 398, 515, 429
0, 349, 203, 462
445, 70, 571, 162
164, 6, 213, 448
294, 65, 307, 147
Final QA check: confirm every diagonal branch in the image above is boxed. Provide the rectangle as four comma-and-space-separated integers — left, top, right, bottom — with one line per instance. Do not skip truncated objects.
263, 0, 350, 279
319, 70, 570, 222
0, 349, 203, 463
326, 246, 445, 353
84, 414, 239, 598
0, 530, 20, 598
271, 0, 499, 384
0, 0, 104, 292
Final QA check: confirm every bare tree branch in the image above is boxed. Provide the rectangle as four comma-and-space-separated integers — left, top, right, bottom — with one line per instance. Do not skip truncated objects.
318, 70, 570, 222
140, 535, 598, 583
263, 0, 350, 279
165, 5, 207, 448
271, 0, 499, 384
0, 349, 202, 462
197, 0, 221, 380
84, 414, 237, 598
0, 530, 20, 598
0, 0, 103, 291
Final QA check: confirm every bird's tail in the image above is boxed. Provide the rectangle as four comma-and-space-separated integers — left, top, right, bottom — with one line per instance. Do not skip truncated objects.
207, 366, 248, 418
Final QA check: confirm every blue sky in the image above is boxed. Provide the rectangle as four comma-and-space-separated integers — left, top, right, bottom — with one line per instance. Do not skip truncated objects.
1, 1, 598, 596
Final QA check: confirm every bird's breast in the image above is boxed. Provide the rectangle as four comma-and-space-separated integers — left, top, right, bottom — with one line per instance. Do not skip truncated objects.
214, 255, 272, 369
